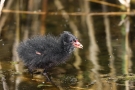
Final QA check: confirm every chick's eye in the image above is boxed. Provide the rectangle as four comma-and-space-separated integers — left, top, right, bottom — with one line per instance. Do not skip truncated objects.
73, 39, 76, 42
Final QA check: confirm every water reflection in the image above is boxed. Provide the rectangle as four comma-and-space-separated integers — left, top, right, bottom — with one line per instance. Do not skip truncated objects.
1, 17, 135, 90
1, 0, 135, 90
85, 1, 102, 90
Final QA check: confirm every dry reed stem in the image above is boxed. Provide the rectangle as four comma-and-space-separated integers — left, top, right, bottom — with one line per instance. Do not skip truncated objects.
1, 9, 135, 16
87, 0, 123, 9
0, 0, 5, 17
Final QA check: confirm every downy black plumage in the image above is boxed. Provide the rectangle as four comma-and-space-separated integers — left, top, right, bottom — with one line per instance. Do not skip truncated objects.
17, 31, 83, 75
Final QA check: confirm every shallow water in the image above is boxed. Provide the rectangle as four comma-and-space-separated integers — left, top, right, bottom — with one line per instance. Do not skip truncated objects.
1, 19, 135, 90
0, 0, 135, 90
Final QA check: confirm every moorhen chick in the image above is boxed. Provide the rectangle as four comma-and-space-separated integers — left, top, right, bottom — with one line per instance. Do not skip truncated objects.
17, 31, 83, 81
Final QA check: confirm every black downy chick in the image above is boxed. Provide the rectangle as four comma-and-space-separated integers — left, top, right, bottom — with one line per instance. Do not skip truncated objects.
17, 31, 83, 81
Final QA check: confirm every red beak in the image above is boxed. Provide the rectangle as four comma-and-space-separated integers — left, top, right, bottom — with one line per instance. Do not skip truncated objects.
73, 40, 83, 49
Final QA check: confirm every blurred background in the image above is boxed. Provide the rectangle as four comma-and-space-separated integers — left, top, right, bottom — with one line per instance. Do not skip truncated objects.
0, 0, 135, 90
